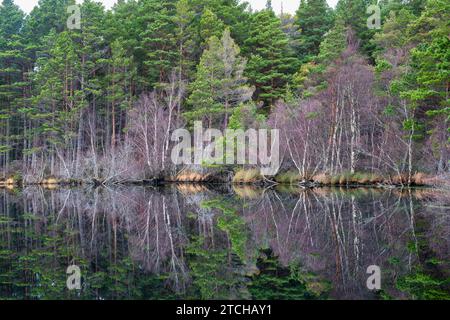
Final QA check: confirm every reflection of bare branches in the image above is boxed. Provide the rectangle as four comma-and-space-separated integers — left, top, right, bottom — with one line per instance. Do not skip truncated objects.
1, 186, 447, 299
240, 188, 438, 299
8, 186, 191, 294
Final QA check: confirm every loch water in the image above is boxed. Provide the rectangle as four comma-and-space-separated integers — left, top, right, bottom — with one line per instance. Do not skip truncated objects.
0, 185, 448, 300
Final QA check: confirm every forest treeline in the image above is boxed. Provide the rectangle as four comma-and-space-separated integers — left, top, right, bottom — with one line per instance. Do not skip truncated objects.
0, 0, 448, 185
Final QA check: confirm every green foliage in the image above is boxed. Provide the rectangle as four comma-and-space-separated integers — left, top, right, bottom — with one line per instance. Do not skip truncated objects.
243, 8, 298, 109
202, 198, 248, 262
228, 103, 265, 130
105, 39, 136, 110
373, 9, 416, 51
199, 9, 225, 51
0, 0, 23, 41
0, 0, 27, 168
294, 0, 334, 62
335, 0, 377, 58
318, 19, 347, 63
372, 0, 450, 171
247, 249, 329, 300
186, 235, 239, 299
397, 272, 450, 300
21, 0, 76, 41
186, 29, 254, 127
136, 0, 178, 88
291, 61, 324, 98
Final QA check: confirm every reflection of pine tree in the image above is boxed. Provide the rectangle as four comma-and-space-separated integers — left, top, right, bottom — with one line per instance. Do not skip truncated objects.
395, 213, 450, 300
185, 235, 231, 299
248, 249, 327, 300
185, 196, 250, 299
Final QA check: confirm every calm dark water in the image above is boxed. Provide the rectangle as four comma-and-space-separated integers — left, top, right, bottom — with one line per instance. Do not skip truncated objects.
0, 185, 449, 300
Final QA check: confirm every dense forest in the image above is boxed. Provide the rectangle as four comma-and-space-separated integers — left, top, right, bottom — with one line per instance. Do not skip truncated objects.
0, 0, 448, 186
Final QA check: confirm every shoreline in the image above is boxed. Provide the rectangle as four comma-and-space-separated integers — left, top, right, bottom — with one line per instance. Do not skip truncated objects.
2, 169, 449, 190
0, 177, 447, 190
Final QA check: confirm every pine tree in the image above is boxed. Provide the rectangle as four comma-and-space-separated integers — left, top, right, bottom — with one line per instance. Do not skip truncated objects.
212, 0, 251, 39
22, 0, 76, 41
186, 29, 254, 128
169, 0, 252, 83
103, 0, 140, 57
136, 0, 178, 89
294, 0, 334, 62
174, 0, 196, 81
335, 0, 376, 58
0, 0, 23, 42
14, 0, 80, 172
378, 0, 426, 22
290, 18, 347, 99
372, 0, 450, 174
372, 9, 415, 50
190, 0, 251, 47
32, 30, 81, 173
280, 12, 300, 47
105, 39, 136, 150
243, 8, 298, 109
199, 9, 225, 50
0, 0, 25, 172
74, 0, 106, 173
402, 0, 450, 170
318, 19, 347, 63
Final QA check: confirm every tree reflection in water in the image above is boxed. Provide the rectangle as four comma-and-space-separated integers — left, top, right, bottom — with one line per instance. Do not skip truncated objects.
0, 185, 448, 300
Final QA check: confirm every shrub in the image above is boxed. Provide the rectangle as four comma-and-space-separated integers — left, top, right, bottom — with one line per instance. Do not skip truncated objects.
275, 171, 301, 184
312, 173, 331, 184
233, 169, 262, 183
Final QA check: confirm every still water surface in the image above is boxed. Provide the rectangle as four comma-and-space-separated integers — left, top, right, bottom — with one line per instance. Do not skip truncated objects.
0, 185, 449, 300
